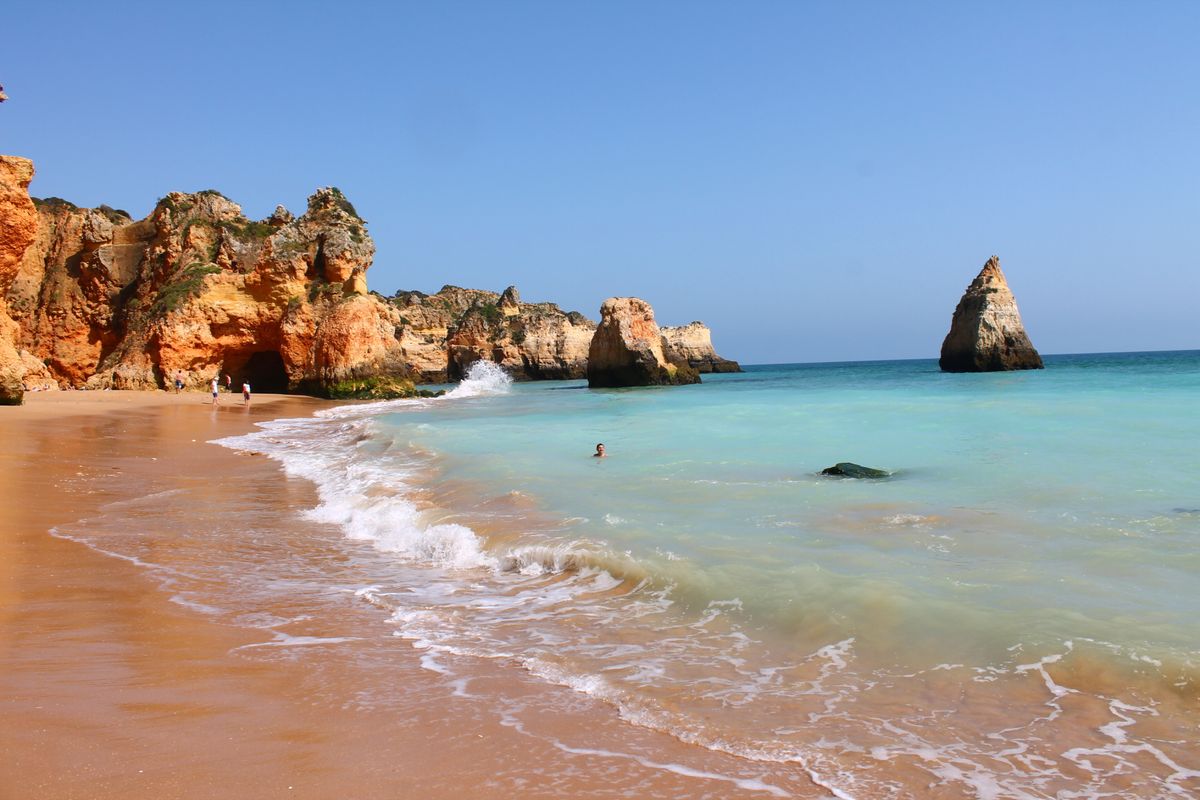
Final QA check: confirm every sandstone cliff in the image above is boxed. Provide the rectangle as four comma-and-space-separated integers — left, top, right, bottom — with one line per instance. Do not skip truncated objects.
660, 322, 741, 373
5, 162, 737, 394
389, 285, 594, 382
10, 184, 409, 394
939, 256, 1043, 372
0, 156, 39, 404
388, 285, 505, 381
587, 297, 700, 388
446, 286, 595, 381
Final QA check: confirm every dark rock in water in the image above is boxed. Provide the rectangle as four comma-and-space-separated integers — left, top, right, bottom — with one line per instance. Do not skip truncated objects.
821, 462, 891, 479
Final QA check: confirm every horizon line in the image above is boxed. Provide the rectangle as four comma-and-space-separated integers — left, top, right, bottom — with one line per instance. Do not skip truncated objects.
736, 348, 1200, 369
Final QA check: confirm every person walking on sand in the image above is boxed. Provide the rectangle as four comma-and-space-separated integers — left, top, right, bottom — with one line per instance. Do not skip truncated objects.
594, 443, 606, 458
211, 376, 220, 405
174, 370, 184, 393
224, 373, 232, 393
242, 381, 251, 404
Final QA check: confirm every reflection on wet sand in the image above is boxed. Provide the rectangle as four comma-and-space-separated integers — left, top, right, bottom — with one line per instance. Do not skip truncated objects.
0, 393, 842, 800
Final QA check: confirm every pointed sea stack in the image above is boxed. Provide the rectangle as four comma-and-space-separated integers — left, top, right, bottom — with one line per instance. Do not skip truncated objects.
587, 297, 700, 387
939, 256, 1043, 372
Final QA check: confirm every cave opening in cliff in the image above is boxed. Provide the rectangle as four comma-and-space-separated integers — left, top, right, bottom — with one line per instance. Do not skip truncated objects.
228, 350, 290, 394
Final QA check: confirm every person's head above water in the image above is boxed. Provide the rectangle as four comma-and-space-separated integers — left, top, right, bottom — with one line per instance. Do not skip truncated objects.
594, 443, 606, 458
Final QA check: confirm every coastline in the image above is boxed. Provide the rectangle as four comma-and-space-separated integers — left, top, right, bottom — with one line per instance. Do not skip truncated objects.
0, 391, 833, 800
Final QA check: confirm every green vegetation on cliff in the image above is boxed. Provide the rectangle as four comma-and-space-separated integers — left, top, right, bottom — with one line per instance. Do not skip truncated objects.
218, 218, 275, 240
321, 376, 445, 400
154, 263, 221, 315
32, 196, 79, 211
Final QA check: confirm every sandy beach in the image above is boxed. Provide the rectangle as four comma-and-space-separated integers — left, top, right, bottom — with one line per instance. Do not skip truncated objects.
0, 391, 836, 800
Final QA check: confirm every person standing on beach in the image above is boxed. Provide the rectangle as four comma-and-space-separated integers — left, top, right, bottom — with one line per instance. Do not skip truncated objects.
242, 381, 251, 404
211, 376, 220, 405
224, 373, 232, 393
174, 370, 184, 393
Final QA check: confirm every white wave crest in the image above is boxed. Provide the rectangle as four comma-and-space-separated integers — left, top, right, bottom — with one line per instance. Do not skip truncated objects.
445, 360, 513, 398
215, 416, 494, 571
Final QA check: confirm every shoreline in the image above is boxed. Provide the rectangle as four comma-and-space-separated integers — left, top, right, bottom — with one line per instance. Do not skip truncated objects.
0, 391, 831, 799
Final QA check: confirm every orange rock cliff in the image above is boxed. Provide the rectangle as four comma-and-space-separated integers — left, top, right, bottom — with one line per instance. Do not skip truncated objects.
1, 158, 739, 396
587, 297, 703, 388
0, 156, 39, 404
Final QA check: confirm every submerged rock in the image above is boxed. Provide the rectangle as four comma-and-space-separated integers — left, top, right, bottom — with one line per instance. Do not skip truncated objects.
940, 256, 1043, 372
821, 462, 891, 479
587, 297, 700, 388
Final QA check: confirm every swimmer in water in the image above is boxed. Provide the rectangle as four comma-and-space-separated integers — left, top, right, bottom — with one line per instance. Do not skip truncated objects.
594, 443, 606, 458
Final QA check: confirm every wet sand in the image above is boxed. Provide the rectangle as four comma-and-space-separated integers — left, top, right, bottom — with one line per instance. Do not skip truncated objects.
0, 392, 834, 800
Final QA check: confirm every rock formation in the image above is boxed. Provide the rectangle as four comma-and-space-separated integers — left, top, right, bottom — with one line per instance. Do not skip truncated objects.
587, 297, 700, 388
0, 156, 39, 404
447, 292, 595, 381
388, 285, 594, 382
939, 256, 1043, 372
4, 161, 738, 395
9, 183, 409, 395
821, 462, 891, 479
660, 322, 741, 373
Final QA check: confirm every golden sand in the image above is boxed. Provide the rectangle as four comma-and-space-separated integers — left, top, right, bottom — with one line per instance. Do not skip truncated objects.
0, 391, 833, 799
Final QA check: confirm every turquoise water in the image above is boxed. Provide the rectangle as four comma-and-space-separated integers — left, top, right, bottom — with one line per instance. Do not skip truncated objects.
396, 353, 1200, 663
221, 351, 1200, 797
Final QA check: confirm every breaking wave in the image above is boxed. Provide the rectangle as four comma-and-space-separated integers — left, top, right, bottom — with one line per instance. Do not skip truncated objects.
444, 360, 513, 399
210, 369, 1200, 799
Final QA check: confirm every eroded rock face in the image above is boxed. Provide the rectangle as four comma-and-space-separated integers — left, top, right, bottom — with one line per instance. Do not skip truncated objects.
587, 297, 700, 388
9, 184, 405, 394
940, 256, 1043, 373
394, 285, 595, 381
6, 166, 736, 394
11, 200, 136, 386
660, 322, 741, 373
388, 285, 502, 382
0, 156, 39, 404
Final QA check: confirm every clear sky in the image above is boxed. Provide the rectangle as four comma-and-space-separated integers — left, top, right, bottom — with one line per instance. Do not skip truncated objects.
3, 1, 1197, 363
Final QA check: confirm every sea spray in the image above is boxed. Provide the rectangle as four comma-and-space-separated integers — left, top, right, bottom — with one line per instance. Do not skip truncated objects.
308, 360, 514, 424
444, 360, 514, 399
224, 362, 515, 567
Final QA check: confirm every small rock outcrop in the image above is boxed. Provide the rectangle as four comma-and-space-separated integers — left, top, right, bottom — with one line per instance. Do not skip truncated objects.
0, 156, 39, 404
821, 462, 891, 479
391, 285, 595, 382
940, 256, 1043, 372
587, 297, 700, 388
497, 285, 521, 313
660, 322, 741, 373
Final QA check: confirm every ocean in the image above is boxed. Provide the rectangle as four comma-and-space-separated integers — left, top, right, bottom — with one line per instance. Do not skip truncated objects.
68, 352, 1200, 797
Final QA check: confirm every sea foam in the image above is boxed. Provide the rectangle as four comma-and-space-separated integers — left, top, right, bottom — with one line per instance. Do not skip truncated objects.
207, 353, 1200, 799
217, 360, 516, 570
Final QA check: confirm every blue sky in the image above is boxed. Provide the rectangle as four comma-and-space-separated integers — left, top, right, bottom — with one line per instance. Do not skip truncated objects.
3, 1, 1197, 363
